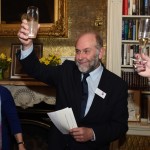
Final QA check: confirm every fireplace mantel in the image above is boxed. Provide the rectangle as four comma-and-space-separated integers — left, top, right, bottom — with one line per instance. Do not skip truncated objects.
0, 80, 47, 86
0, 80, 56, 109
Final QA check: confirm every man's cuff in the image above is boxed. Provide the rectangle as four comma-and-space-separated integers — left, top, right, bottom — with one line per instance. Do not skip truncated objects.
20, 44, 33, 60
91, 129, 96, 141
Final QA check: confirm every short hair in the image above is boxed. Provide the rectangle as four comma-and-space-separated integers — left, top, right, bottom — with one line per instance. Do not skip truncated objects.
75, 30, 103, 48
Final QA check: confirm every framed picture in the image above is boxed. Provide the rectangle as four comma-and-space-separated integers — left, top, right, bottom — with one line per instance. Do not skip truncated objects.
148, 96, 150, 123
128, 90, 141, 122
10, 43, 43, 80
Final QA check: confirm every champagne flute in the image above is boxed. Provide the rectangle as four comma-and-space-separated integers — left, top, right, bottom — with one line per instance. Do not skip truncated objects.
137, 18, 150, 62
27, 6, 39, 38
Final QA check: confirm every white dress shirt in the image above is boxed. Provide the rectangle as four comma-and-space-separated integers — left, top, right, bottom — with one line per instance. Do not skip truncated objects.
83, 65, 103, 116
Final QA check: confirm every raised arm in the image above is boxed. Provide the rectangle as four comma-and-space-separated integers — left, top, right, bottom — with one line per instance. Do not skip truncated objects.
17, 19, 40, 50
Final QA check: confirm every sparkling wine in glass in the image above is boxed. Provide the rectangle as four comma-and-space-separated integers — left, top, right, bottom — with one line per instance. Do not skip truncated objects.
138, 18, 150, 60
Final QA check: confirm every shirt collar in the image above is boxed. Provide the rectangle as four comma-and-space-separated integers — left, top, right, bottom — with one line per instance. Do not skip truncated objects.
89, 63, 103, 81
81, 63, 103, 80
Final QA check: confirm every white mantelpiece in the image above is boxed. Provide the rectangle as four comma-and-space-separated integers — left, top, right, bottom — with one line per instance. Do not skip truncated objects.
0, 80, 56, 109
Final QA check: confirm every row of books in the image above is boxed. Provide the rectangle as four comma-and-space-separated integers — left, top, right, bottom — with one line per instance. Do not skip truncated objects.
121, 70, 148, 89
121, 44, 150, 66
123, 0, 150, 15
122, 19, 139, 40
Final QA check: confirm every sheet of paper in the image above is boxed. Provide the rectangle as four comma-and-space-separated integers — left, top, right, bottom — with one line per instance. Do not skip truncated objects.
47, 107, 77, 134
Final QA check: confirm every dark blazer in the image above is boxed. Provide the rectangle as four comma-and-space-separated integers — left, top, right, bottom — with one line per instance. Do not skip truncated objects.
19, 51, 128, 150
0, 86, 22, 150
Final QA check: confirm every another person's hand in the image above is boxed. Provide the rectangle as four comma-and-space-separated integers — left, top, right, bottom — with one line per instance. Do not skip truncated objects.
17, 19, 40, 50
134, 53, 150, 79
69, 127, 94, 142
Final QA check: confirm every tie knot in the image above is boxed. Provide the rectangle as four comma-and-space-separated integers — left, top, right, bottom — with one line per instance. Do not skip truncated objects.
83, 73, 89, 81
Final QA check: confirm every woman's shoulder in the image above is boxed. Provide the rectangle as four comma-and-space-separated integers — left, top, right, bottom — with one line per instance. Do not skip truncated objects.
0, 85, 10, 92
0, 86, 11, 98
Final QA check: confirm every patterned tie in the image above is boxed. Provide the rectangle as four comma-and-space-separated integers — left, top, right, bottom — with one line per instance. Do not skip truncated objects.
81, 73, 89, 118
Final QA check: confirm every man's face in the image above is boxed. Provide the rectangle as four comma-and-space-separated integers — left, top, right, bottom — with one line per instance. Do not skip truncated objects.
75, 33, 103, 73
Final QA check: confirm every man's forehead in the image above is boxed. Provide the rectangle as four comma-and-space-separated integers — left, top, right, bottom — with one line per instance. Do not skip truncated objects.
79, 33, 96, 39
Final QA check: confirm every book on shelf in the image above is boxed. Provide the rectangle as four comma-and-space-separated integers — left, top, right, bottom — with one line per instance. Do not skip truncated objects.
121, 44, 150, 66
128, 0, 133, 15
133, 44, 139, 54
122, 19, 139, 41
122, 44, 127, 65
121, 44, 124, 65
135, 19, 139, 40
130, 45, 134, 66
122, 20, 125, 40
144, 0, 149, 15
148, 0, 150, 15
139, 0, 144, 15
124, 19, 129, 40
128, 19, 133, 40
132, 19, 136, 40
135, 0, 139, 15
122, 0, 150, 15
126, 44, 130, 65
132, 0, 136, 15
121, 69, 148, 89
123, 0, 128, 15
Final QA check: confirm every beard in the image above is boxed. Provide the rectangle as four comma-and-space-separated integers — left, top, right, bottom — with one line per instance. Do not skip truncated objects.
75, 54, 100, 73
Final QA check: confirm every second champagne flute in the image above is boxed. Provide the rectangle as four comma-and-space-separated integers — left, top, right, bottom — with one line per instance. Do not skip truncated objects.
138, 18, 150, 59
27, 6, 39, 38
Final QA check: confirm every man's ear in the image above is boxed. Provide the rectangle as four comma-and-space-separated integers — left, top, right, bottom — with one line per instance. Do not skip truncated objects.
98, 47, 105, 59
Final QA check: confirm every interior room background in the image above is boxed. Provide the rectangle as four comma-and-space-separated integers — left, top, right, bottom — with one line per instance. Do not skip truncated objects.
0, 0, 107, 79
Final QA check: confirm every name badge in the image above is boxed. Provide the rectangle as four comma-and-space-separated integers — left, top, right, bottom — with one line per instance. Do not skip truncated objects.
95, 88, 106, 99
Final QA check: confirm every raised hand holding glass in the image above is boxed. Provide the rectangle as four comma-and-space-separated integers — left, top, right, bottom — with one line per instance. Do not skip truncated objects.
137, 18, 150, 62
27, 6, 39, 38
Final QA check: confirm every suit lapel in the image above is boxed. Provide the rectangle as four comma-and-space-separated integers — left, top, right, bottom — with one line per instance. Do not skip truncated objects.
70, 68, 82, 121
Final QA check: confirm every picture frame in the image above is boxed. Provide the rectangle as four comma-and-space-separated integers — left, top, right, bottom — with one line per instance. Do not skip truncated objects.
128, 90, 141, 122
10, 43, 43, 80
0, 0, 68, 37
148, 96, 150, 123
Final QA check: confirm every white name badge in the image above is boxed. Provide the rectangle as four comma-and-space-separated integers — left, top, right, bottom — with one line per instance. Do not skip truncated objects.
95, 88, 106, 99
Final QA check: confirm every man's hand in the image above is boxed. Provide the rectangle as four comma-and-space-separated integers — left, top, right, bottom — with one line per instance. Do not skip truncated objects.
17, 19, 40, 50
69, 127, 94, 142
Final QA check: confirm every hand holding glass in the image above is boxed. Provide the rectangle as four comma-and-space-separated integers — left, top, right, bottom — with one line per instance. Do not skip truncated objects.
139, 19, 150, 52
27, 6, 39, 38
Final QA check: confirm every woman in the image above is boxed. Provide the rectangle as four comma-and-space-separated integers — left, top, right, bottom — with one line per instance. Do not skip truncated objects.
0, 85, 26, 150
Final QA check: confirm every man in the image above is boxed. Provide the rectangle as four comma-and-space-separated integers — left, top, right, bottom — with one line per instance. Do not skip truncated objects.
17, 19, 128, 150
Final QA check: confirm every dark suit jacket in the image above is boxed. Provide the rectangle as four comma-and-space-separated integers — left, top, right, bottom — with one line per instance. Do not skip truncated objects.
18, 50, 128, 150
